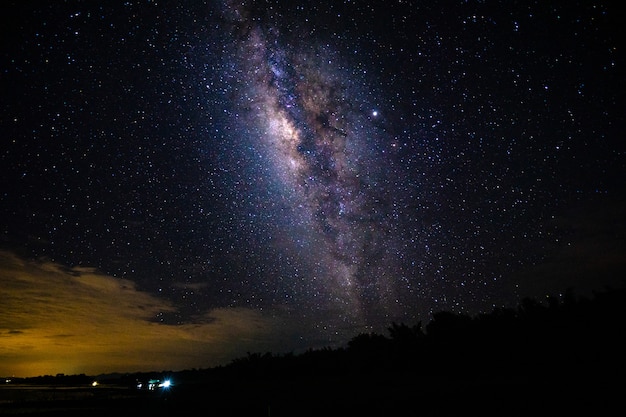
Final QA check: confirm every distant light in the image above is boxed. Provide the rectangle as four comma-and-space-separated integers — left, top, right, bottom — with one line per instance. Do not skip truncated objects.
372, 110, 378, 117
159, 379, 171, 388
91, 381, 99, 387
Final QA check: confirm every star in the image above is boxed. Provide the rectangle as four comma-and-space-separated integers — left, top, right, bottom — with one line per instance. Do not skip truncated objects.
0, 0, 623, 377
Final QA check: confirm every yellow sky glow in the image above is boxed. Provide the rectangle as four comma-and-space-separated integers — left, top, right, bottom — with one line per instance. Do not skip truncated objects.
0, 251, 286, 377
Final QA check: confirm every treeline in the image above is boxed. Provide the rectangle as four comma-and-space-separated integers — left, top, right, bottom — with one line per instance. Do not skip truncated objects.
160, 286, 625, 416
8, 285, 625, 387
4, 373, 93, 386
214, 286, 625, 382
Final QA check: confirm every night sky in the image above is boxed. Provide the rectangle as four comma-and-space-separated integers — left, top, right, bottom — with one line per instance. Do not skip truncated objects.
1, 0, 625, 377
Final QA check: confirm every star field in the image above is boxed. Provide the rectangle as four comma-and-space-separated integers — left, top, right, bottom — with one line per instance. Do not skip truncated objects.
1, 0, 624, 349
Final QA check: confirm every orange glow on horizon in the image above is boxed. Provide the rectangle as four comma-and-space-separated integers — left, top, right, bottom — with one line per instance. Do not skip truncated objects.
0, 251, 287, 378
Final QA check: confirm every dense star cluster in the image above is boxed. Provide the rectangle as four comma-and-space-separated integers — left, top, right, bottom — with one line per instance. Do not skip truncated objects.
1, 0, 624, 346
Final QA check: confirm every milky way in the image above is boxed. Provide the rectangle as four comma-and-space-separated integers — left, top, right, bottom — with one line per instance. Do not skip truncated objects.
218, 4, 409, 326
1, 0, 624, 347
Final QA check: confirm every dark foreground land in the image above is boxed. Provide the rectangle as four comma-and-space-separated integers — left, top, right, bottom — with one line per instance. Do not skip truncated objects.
2, 287, 624, 416
0, 373, 621, 417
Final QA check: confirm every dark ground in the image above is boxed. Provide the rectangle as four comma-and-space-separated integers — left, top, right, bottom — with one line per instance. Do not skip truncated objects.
0, 369, 621, 416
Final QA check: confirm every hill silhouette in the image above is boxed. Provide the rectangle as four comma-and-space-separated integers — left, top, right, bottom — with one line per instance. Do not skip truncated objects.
2, 285, 624, 416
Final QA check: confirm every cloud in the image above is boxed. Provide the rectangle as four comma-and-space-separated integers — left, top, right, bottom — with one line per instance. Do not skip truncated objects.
0, 251, 291, 377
